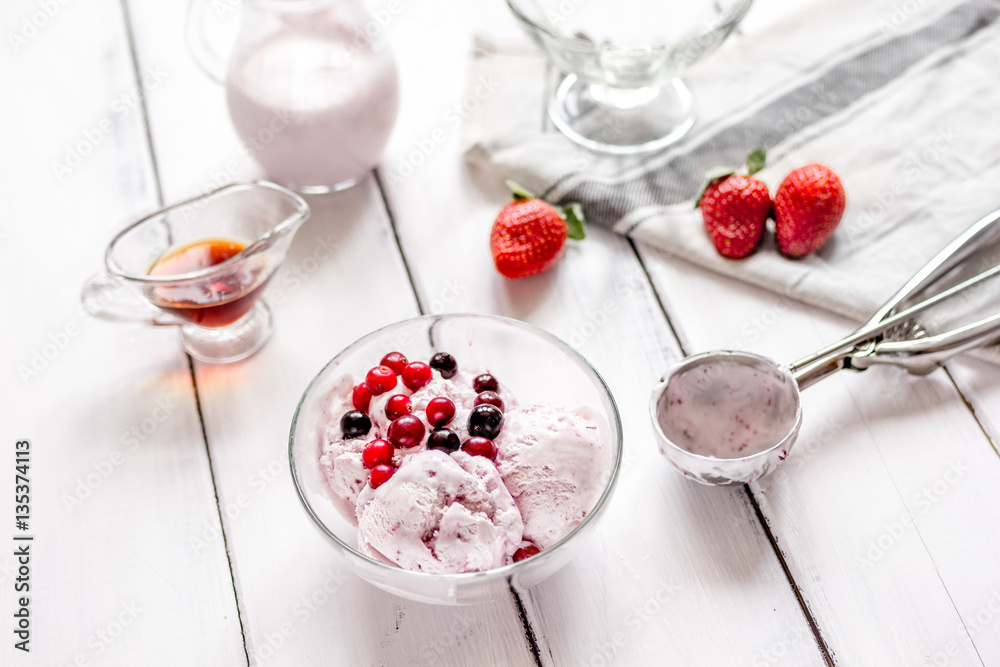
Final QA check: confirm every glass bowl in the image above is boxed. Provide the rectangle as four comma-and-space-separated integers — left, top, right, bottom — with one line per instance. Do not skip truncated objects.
289, 314, 623, 604
505, 0, 753, 153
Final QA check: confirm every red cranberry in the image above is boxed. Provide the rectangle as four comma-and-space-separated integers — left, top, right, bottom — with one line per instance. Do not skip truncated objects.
385, 394, 413, 421
428, 428, 461, 452
366, 366, 397, 395
461, 436, 496, 460
513, 543, 541, 562
474, 391, 504, 412
425, 397, 456, 428
468, 404, 504, 439
430, 352, 457, 379
473, 374, 499, 393
341, 410, 372, 439
352, 383, 373, 411
362, 439, 394, 469
380, 351, 408, 375
388, 414, 425, 448
368, 464, 395, 489
401, 361, 432, 391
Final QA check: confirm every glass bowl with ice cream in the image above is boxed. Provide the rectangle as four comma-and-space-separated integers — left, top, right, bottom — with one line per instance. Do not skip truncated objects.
289, 314, 622, 604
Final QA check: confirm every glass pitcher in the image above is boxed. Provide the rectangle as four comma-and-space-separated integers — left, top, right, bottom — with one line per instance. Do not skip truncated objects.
187, 0, 400, 193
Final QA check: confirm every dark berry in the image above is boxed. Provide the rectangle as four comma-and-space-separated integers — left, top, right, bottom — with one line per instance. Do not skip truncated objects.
388, 414, 425, 448
462, 436, 496, 460
474, 391, 504, 412
380, 351, 408, 375
341, 410, 372, 439
473, 374, 499, 393
366, 366, 397, 395
401, 361, 432, 391
362, 439, 394, 469
513, 543, 540, 562
430, 352, 457, 379
428, 428, 461, 452
425, 396, 456, 428
352, 383, 373, 411
385, 394, 412, 421
468, 404, 504, 439
368, 464, 395, 488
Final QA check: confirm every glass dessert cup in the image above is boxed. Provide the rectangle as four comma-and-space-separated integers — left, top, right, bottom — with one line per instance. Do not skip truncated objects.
651, 207, 1000, 486
289, 314, 623, 604
82, 181, 309, 363
505, 0, 753, 154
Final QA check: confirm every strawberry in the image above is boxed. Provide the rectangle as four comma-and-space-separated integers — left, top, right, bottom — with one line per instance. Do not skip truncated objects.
773, 163, 846, 258
490, 182, 586, 279
697, 149, 771, 259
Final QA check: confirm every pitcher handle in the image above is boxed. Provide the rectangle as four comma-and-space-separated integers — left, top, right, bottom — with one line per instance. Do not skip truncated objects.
185, 0, 228, 84
81, 274, 180, 327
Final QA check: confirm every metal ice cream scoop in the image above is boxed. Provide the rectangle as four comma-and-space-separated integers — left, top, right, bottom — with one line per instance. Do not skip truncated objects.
651, 207, 1000, 486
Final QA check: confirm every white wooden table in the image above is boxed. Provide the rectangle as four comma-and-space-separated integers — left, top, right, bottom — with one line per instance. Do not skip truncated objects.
5, 0, 1000, 665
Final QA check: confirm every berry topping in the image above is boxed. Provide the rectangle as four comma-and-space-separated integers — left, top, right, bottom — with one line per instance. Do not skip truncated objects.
368, 463, 395, 489
362, 439, 394, 469
385, 394, 413, 421
380, 351, 409, 375
429, 352, 458, 379
388, 414, 425, 448
473, 374, 499, 393
425, 397, 456, 428
341, 410, 372, 439
365, 366, 397, 395
513, 543, 541, 562
474, 391, 505, 412
461, 436, 496, 460
352, 382, 373, 411
468, 404, 504, 439
401, 361, 432, 391
427, 428, 461, 452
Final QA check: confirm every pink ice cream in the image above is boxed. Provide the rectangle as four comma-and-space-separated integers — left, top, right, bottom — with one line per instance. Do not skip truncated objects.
658, 360, 797, 458
355, 450, 523, 573
317, 357, 611, 573
494, 405, 610, 548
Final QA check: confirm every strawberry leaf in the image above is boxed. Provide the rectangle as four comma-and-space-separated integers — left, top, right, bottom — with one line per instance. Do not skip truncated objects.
746, 148, 766, 176
694, 167, 736, 209
562, 203, 586, 240
505, 180, 536, 201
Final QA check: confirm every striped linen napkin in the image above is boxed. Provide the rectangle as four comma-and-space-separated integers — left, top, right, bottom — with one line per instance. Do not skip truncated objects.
464, 0, 1000, 362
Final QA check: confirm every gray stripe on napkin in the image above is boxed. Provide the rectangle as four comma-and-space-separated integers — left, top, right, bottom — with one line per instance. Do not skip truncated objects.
547, 0, 1000, 232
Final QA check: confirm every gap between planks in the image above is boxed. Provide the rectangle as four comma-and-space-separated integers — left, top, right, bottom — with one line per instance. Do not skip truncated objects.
118, 0, 251, 664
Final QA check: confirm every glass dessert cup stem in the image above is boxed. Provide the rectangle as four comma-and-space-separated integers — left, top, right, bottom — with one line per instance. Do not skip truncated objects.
549, 74, 694, 154
180, 301, 273, 364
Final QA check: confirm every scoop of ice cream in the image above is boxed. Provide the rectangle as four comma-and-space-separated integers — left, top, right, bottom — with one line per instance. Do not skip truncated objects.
494, 404, 610, 549
355, 449, 523, 573
318, 375, 377, 519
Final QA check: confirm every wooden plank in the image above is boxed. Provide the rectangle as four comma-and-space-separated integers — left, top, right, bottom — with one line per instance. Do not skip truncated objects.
0, 0, 245, 665
376, 2, 827, 664
638, 245, 1000, 664
123, 1, 541, 664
